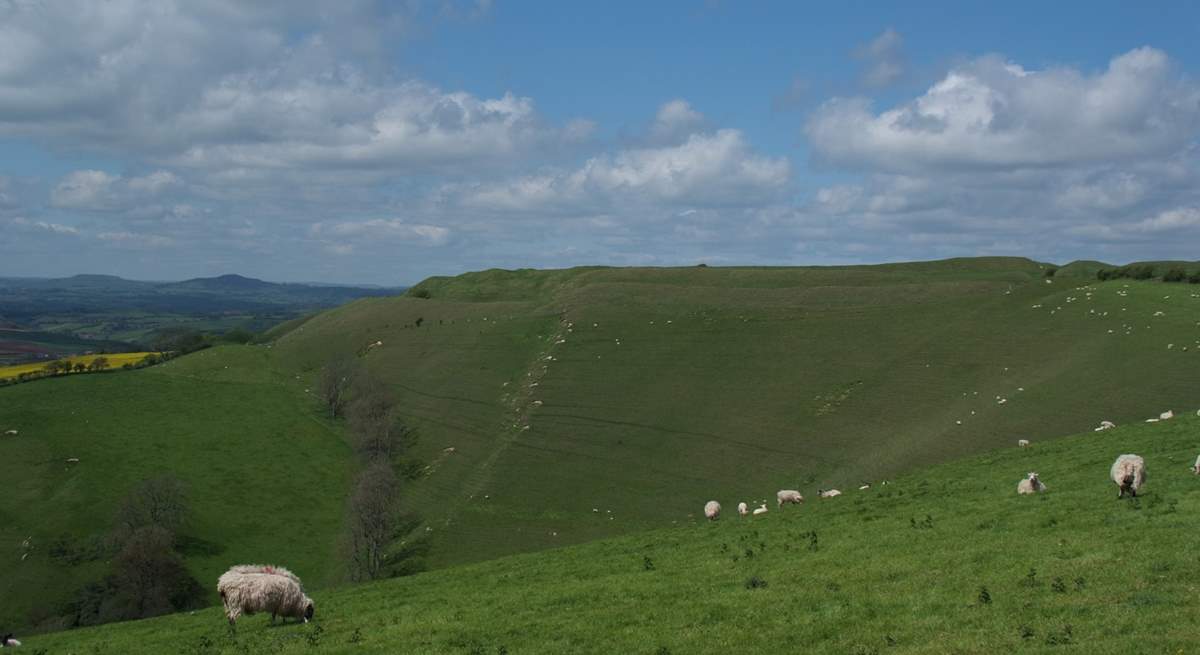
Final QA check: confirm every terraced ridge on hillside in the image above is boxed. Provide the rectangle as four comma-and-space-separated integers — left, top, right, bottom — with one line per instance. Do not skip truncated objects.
268, 258, 1200, 570
27, 411, 1200, 654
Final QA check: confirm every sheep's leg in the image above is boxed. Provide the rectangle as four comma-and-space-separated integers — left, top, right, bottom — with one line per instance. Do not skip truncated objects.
270, 612, 276, 624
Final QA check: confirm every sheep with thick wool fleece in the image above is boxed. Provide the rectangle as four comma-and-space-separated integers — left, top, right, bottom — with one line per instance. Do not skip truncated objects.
218, 565, 313, 626
1111, 454, 1146, 499
703, 501, 721, 520
737, 502, 748, 516
1017, 472, 1046, 495
776, 490, 803, 507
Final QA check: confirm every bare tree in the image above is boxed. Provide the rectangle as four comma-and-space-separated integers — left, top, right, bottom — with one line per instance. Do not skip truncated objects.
115, 475, 189, 537
318, 356, 359, 418
346, 375, 412, 461
344, 461, 398, 581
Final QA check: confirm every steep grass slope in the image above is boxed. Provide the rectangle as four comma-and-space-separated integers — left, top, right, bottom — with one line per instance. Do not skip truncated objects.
28, 412, 1200, 654
0, 346, 353, 631
267, 259, 1200, 570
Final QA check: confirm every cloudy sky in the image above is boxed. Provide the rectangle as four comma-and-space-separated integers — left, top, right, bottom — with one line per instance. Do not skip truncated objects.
2, 1, 1200, 284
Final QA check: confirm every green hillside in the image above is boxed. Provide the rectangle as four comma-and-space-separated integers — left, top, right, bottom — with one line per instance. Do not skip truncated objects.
7, 257, 1200, 640
26, 411, 1200, 654
0, 346, 353, 632
269, 259, 1200, 569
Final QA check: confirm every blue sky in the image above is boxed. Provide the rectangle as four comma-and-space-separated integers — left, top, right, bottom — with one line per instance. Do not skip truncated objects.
2, 1, 1199, 284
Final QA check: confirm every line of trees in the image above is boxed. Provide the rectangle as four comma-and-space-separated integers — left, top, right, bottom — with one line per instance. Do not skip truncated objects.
1096, 265, 1200, 283
318, 355, 423, 582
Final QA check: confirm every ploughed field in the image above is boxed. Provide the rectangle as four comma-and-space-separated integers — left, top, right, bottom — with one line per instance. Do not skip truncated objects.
26, 411, 1200, 654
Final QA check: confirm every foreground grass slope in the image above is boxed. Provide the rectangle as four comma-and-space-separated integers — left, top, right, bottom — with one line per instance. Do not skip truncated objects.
270, 259, 1200, 569
30, 411, 1200, 654
0, 346, 353, 631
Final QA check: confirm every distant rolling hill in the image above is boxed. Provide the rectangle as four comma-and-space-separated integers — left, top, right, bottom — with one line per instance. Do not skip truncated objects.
0, 273, 403, 345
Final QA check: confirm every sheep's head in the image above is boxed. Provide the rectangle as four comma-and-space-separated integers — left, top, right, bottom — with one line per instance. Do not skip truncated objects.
305, 601, 315, 622
1027, 472, 1039, 482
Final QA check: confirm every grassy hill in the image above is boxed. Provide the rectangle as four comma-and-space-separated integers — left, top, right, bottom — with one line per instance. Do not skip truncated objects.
266, 258, 1200, 571
25, 409, 1200, 654
7, 257, 1200, 641
0, 346, 353, 632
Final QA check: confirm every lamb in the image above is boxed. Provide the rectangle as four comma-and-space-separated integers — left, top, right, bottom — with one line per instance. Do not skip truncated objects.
737, 502, 748, 516
1017, 472, 1046, 495
2, 429, 16, 435
1110, 454, 1147, 499
703, 500, 721, 520
1017, 439, 1030, 448
1094, 420, 1116, 432
1160, 410, 1174, 420
752, 504, 768, 516
2, 634, 20, 648
776, 490, 803, 507
817, 489, 842, 499
217, 565, 314, 626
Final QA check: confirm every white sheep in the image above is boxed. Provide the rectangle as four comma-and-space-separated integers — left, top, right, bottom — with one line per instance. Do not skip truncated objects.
737, 502, 748, 516
1017, 439, 1030, 448
776, 490, 803, 507
2, 634, 21, 648
1095, 420, 1116, 432
1160, 410, 1174, 420
2, 429, 17, 435
858, 483, 871, 491
752, 504, 768, 516
818, 489, 842, 499
1016, 472, 1046, 495
1192, 455, 1200, 476
1111, 454, 1147, 499
703, 500, 721, 521
217, 565, 313, 626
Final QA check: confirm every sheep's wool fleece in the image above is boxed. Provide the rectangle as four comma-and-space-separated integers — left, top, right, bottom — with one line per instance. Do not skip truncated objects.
218, 566, 311, 622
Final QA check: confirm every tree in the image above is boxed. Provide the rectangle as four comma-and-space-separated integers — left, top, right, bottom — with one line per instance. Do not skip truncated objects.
115, 475, 189, 537
88, 356, 110, 372
346, 375, 412, 461
73, 362, 88, 373
318, 356, 359, 418
344, 461, 399, 581
108, 526, 203, 620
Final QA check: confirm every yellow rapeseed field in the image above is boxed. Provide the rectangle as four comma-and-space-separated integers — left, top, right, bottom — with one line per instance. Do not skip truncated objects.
0, 352, 158, 380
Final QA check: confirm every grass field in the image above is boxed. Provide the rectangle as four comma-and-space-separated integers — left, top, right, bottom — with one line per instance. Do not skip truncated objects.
0, 346, 354, 632
7, 257, 1200, 643
0, 352, 157, 380
268, 259, 1200, 571
25, 409, 1200, 654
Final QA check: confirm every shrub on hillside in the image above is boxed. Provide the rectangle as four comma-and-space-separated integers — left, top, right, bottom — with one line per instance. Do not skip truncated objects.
1163, 268, 1187, 283
410, 287, 432, 299
1043, 267, 1058, 278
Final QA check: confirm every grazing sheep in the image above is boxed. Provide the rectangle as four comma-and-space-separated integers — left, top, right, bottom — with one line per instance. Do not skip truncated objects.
703, 500, 721, 521
217, 565, 313, 626
1192, 455, 1200, 476
752, 504, 768, 516
737, 502, 748, 516
2, 634, 21, 648
2, 429, 16, 436
776, 490, 803, 507
1111, 454, 1147, 499
858, 483, 871, 491
1160, 410, 1174, 420
65, 458, 79, 464
1017, 472, 1046, 495
817, 489, 842, 499
1094, 420, 1116, 432
1017, 439, 1030, 448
